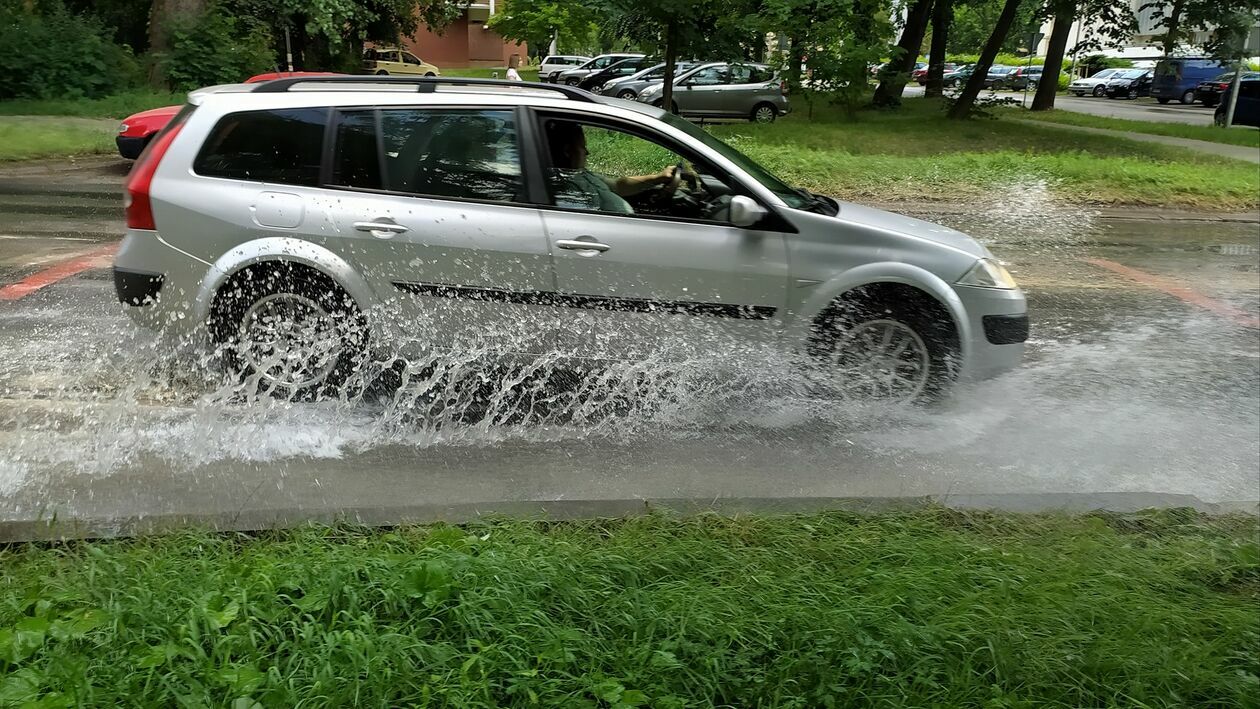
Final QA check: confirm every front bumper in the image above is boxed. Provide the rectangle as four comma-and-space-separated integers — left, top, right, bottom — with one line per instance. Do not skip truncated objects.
954, 285, 1027, 380
115, 134, 150, 160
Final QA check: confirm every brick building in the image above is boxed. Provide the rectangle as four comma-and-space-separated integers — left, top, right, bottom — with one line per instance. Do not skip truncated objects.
401, 1, 527, 69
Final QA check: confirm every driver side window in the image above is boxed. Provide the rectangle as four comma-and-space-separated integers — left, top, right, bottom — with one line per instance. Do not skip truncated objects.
541, 117, 740, 223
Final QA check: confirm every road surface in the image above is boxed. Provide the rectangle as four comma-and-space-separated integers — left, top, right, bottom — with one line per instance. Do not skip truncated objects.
0, 158, 1256, 539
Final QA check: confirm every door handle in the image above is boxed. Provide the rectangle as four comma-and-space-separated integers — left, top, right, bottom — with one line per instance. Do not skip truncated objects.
555, 239, 611, 253
353, 220, 409, 236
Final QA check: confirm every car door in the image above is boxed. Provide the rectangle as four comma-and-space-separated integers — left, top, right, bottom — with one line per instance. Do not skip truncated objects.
318, 106, 561, 356
531, 111, 789, 361
677, 65, 730, 115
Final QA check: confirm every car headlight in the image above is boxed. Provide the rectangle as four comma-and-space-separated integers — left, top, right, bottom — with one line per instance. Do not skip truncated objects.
118, 123, 129, 134
957, 258, 1018, 289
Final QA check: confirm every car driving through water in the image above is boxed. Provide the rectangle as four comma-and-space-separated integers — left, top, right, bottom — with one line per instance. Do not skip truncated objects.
113, 76, 1027, 404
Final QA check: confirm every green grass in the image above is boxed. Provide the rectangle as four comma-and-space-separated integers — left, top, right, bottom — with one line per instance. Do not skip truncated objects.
1007, 106, 1260, 148
706, 99, 1259, 210
441, 67, 540, 82
0, 90, 184, 119
1, 510, 1257, 707
0, 117, 114, 161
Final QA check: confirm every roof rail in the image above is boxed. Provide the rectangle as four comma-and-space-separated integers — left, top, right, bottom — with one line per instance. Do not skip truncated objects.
250, 75, 598, 102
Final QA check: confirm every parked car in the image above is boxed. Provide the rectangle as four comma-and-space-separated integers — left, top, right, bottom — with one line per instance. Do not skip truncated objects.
601, 61, 701, 100
913, 63, 957, 84
1067, 68, 1122, 97
1105, 69, 1153, 99
553, 53, 644, 85
982, 66, 1019, 90
115, 71, 338, 159
1151, 56, 1226, 105
112, 75, 1026, 404
578, 56, 655, 92
1215, 79, 1260, 127
1009, 65, 1043, 89
637, 62, 789, 122
362, 48, 440, 76
941, 65, 975, 88
1196, 71, 1260, 108
539, 55, 591, 83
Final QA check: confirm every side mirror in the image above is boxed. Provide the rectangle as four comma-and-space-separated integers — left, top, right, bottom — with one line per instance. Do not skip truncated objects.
729, 195, 768, 228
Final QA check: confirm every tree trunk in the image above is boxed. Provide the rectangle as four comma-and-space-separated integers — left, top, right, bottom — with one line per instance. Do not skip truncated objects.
1161, 0, 1185, 55
947, 0, 1023, 119
873, 0, 934, 107
788, 31, 807, 91
1030, 1, 1075, 111
925, 0, 952, 98
148, 0, 206, 87
661, 19, 677, 113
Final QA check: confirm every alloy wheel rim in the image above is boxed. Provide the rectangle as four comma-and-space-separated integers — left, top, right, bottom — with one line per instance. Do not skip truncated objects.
830, 319, 931, 402
755, 106, 775, 122
238, 293, 342, 389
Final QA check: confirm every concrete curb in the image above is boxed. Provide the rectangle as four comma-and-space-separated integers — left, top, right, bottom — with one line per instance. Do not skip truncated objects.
3, 492, 1255, 543
869, 202, 1260, 224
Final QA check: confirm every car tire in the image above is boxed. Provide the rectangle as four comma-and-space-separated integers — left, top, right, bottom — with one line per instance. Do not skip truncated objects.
565, 78, 580, 86
1027, 80, 1038, 91
617, 89, 637, 100
751, 103, 777, 123
375, 70, 389, 76
1215, 108, 1227, 126
1201, 97, 1218, 108
211, 264, 367, 402
992, 80, 1005, 91
809, 293, 958, 404
1156, 97, 1171, 104
425, 72, 435, 77
1092, 85, 1105, 97
1179, 90, 1195, 105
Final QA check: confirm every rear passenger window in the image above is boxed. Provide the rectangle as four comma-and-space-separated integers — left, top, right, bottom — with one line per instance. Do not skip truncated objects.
194, 108, 327, 186
332, 111, 381, 189
377, 109, 523, 203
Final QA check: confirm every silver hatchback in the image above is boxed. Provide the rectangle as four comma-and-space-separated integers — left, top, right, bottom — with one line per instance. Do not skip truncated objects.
114, 76, 1026, 402
637, 62, 790, 122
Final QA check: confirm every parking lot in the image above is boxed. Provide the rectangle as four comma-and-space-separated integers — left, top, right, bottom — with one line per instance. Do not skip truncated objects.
901, 84, 1232, 126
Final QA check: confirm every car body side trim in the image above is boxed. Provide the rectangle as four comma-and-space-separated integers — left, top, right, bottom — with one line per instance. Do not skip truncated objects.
393, 281, 778, 320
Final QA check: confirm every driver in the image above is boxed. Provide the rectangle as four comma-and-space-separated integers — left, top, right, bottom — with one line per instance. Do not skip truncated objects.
545, 120, 684, 214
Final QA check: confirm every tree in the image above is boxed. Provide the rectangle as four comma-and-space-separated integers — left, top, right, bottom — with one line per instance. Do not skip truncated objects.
946, 0, 1024, 118
948, 0, 1038, 53
148, 0, 206, 85
1141, 0, 1260, 58
1030, 0, 1133, 110
924, 0, 952, 97
873, 0, 934, 107
487, 0, 604, 57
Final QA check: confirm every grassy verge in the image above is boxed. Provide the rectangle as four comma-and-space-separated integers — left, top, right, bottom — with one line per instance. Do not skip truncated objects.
706, 99, 1259, 210
0, 117, 114, 161
1, 510, 1256, 707
1007, 106, 1260, 148
442, 67, 540, 82
0, 90, 184, 120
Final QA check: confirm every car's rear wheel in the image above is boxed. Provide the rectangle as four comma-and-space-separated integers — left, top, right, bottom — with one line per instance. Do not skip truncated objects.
212, 264, 366, 401
565, 78, 580, 86
1179, 89, 1196, 105
375, 70, 388, 76
617, 89, 637, 100
992, 80, 1005, 91
751, 102, 777, 123
1027, 79, 1038, 91
1156, 96, 1171, 104
809, 290, 958, 404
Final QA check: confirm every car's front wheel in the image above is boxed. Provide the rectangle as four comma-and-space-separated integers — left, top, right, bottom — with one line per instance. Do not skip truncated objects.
809, 293, 957, 404
617, 89, 637, 100
751, 102, 777, 123
425, 72, 436, 77
1180, 89, 1196, 105
565, 78, 580, 86
1201, 97, 1218, 108
212, 264, 366, 401
1156, 96, 1171, 104
1092, 85, 1105, 97
375, 70, 388, 76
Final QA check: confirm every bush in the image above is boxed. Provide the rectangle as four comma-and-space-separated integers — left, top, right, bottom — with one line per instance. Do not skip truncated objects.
0, 1, 140, 99
161, 4, 274, 90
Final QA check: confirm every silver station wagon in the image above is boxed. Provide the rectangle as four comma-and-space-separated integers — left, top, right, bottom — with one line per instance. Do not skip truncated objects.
114, 77, 1027, 402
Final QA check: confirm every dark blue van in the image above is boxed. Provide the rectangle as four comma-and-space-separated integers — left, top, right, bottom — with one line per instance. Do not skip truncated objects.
1152, 57, 1228, 104
1214, 79, 1260, 127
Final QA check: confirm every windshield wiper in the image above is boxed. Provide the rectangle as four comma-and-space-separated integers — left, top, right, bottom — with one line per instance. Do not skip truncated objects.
793, 187, 836, 215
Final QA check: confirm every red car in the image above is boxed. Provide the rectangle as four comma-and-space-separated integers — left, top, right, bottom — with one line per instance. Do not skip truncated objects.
913, 63, 957, 85
115, 72, 339, 159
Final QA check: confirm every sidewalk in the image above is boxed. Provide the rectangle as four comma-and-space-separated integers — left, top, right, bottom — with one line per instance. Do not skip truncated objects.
1013, 119, 1260, 164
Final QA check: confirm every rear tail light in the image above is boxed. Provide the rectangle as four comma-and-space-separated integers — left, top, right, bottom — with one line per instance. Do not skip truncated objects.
1217, 82, 1229, 90
780, 79, 789, 96
125, 105, 193, 230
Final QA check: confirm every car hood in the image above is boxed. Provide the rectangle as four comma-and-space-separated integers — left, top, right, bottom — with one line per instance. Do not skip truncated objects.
833, 201, 989, 258
125, 105, 181, 122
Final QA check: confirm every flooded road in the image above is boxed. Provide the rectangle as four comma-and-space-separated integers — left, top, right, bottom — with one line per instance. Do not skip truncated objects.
1, 158, 1257, 538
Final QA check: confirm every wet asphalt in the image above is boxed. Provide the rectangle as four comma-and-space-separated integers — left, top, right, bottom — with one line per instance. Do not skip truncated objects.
0, 157, 1256, 539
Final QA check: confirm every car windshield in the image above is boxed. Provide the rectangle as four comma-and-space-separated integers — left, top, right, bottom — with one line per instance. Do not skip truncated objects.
1091, 69, 1117, 79
1114, 69, 1145, 79
661, 112, 809, 210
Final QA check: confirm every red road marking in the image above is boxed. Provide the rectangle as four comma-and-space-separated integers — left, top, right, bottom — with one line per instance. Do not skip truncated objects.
1084, 257, 1260, 329
0, 243, 119, 301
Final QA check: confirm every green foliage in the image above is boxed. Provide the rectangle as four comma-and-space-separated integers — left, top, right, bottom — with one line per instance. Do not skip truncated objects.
0, 0, 140, 100
0, 511, 1257, 706
488, 0, 604, 57
0, 90, 184, 118
947, 0, 1040, 54
163, 4, 275, 91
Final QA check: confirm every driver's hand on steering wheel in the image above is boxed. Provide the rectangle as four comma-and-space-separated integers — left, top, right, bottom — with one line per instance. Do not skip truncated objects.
655, 165, 684, 193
